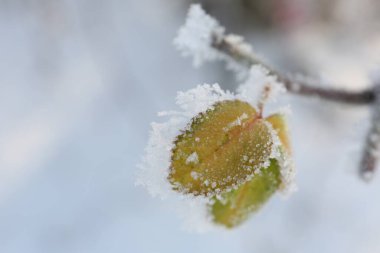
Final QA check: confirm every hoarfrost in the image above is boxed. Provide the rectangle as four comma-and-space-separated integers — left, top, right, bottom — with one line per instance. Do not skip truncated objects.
177, 197, 217, 233
222, 34, 255, 80
136, 83, 235, 199
237, 65, 286, 107
136, 83, 237, 231
173, 4, 225, 67
190, 171, 199, 180
175, 83, 235, 116
174, 4, 250, 79
223, 113, 248, 132
186, 152, 199, 164
264, 120, 297, 196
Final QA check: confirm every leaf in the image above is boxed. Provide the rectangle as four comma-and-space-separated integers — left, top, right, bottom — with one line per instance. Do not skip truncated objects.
266, 113, 294, 193
168, 100, 275, 196
266, 113, 291, 155
210, 159, 281, 228
209, 113, 291, 228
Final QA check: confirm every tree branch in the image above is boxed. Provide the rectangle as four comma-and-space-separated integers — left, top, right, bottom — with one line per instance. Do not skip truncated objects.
211, 32, 380, 180
360, 86, 380, 180
212, 34, 376, 105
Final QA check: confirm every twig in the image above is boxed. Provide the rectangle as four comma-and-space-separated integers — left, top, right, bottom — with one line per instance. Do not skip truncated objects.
360, 86, 380, 180
211, 32, 380, 180
212, 34, 376, 105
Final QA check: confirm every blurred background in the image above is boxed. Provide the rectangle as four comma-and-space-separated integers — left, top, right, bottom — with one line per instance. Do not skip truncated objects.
0, 0, 380, 252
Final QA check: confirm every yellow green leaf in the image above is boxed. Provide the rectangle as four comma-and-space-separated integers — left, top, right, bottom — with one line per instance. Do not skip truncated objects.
266, 113, 291, 155
210, 159, 281, 228
209, 113, 291, 228
168, 100, 274, 196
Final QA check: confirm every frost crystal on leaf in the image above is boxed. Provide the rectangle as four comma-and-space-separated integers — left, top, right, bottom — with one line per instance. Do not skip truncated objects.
168, 99, 276, 197
136, 83, 236, 199
136, 83, 240, 231
186, 152, 199, 164
265, 116, 296, 195
174, 4, 225, 67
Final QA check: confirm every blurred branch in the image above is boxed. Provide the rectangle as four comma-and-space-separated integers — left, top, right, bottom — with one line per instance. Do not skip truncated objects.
211, 32, 380, 180
360, 86, 380, 180
212, 34, 376, 105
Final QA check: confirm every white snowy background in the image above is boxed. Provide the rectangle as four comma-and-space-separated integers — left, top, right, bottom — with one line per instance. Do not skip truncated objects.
1, 0, 380, 252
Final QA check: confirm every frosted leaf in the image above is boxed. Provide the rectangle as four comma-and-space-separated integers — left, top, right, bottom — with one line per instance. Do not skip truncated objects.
266, 113, 296, 195
210, 159, 281, 228
174, 4, 225, 67
237, 65, 286, 107
137, 82, 296, 230
136, 83, 237, 199
169, 100, 275, 196
209, 113, 295, 228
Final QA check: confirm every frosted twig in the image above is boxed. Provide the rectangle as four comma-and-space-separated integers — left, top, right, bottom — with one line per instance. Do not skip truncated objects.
212, 34, 375, 105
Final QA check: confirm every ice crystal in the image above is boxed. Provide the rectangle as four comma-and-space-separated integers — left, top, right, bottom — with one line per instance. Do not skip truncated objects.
136, 84, 236, 199
174, 4, 225, 67
237, 65, 286, 107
